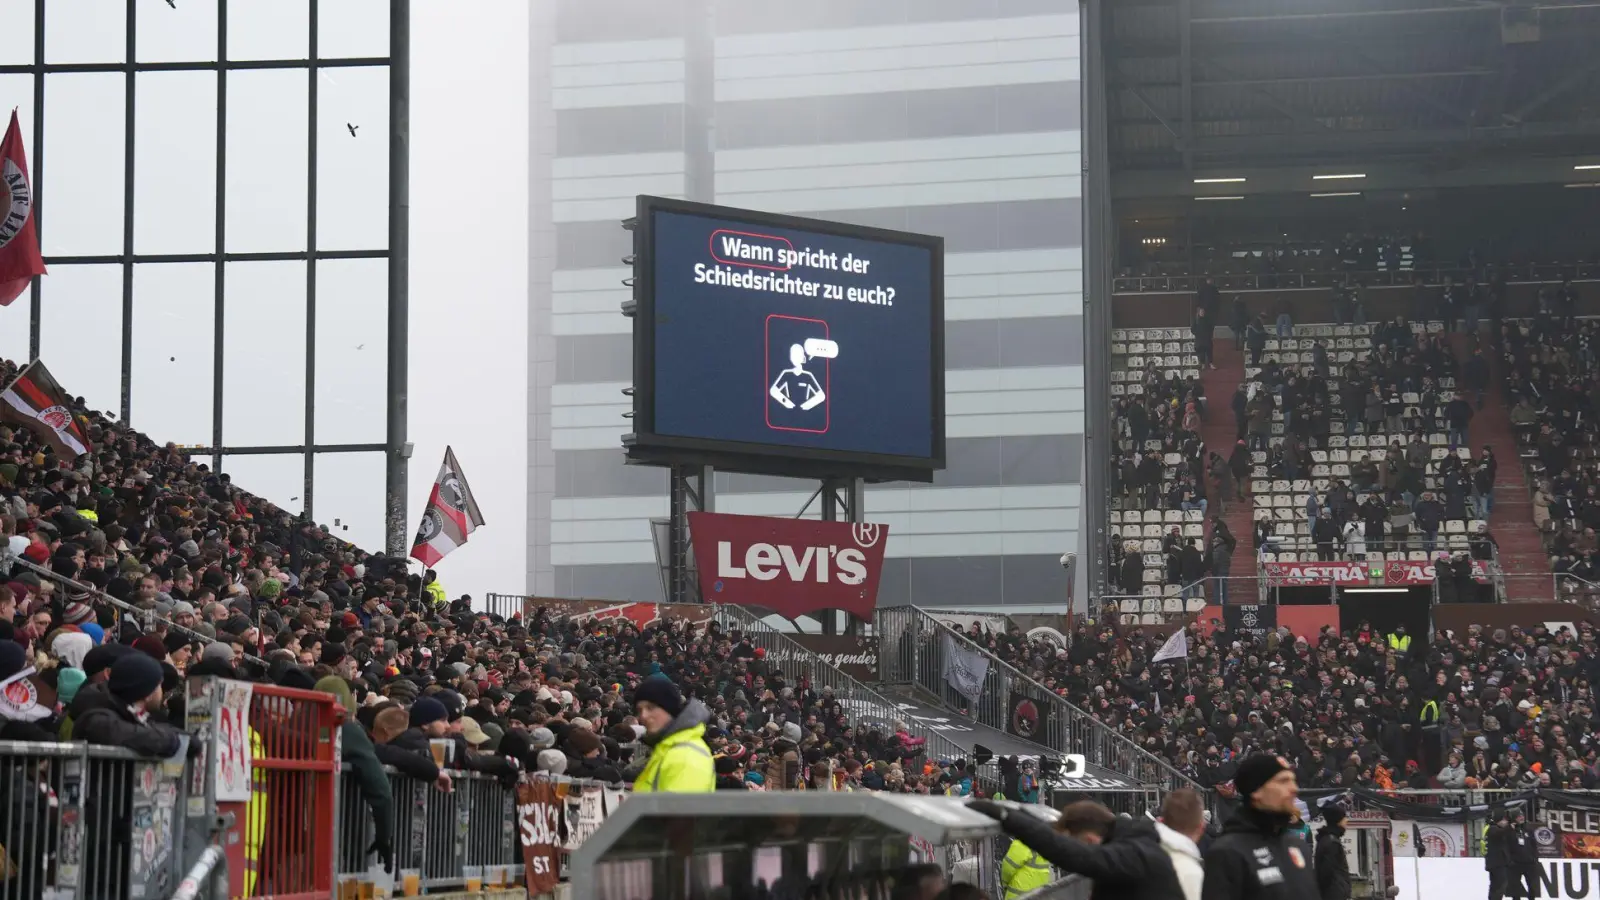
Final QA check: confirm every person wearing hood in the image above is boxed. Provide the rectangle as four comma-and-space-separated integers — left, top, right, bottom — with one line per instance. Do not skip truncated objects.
1158, 790, 1207, 900
969, 797, 1186, 900
631, 676, 713, 793
1314, 806, 1350, 900
312, 674, 394, 871
1201, 754, 1316, 900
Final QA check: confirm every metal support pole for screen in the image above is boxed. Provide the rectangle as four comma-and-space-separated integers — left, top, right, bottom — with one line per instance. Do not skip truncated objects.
818, 476, 865, 634
1081, 0, 1116, 606
666, 464, 712, 605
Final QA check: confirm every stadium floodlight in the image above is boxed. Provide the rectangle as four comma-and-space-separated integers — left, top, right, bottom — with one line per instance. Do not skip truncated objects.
1574, 165, 1600, 171
1566, 183, 1600, 189
1312, 173, 1366, 180
1193, 176, 1246, 183
1311, 192, 1362, 198
1193, 195, 1244, 201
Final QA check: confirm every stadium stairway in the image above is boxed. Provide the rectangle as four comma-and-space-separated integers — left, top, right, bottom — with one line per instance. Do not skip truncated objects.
1452, 332, 1549, 601
1198, 335, 1259, 600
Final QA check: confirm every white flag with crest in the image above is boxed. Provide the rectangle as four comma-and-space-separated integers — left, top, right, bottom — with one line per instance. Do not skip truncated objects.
1152, 629, 1188, 663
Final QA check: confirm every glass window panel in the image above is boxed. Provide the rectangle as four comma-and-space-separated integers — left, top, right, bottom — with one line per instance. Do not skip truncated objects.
41, 74, 124, 256
135, 72, 216, 254
313, 259, 385, 444
38, 264, 122, 419
137, 0, 218, 62
0, 6, 35, 66
311, 452, 384, 553
0, 303, 28, 365
226, 70, 308, 252
218, 452, 305, 519
45, 0, 124, 64
223, 261, 305, 446
315, 66, 387, 251
226, 0, 309, 62
317, 0, 388, 59
130, 262, 213, 446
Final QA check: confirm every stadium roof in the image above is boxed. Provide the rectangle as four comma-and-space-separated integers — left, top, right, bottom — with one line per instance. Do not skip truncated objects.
1106, 0, 1600, 188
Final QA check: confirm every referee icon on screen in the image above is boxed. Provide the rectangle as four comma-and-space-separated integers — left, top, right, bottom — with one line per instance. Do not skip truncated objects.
765, 315, 836, 434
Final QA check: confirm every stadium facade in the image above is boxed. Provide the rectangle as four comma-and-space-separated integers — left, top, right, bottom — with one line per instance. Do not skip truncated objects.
529, 0, 1089, 609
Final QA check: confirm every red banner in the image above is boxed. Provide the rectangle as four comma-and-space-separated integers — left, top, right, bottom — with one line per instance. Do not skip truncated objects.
1383, 559, 1491, 585
687, 511, 889, 620
516, 780, 562, 897
1263, 561, 1371, 586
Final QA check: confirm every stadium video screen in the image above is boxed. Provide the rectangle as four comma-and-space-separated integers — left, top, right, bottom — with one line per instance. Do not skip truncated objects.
626, 196, 945, 482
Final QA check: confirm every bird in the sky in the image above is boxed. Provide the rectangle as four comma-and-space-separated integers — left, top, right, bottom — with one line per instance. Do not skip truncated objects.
165, 0, 176, 8
347, 123, 359, 137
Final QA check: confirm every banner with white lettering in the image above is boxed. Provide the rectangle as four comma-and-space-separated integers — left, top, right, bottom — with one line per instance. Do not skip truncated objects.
941, 633, 990, 701
1539, 793, 1600, 858
1396, 858, 1600, 900
516, 780, 563, 897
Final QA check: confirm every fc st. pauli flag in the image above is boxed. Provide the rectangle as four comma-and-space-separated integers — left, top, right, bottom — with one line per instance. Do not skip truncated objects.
0, 110, 46, 307
410, 447, 485, 567
0, 360, 92, 458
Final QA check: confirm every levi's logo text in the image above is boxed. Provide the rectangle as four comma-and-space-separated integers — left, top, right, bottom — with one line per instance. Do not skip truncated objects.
688, 512, 889, 620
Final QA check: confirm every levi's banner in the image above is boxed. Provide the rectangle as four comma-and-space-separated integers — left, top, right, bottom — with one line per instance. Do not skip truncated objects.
0, 360, 92, 458
687, 511, 888, 620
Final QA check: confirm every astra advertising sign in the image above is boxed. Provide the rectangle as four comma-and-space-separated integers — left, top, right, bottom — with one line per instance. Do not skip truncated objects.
687, 511, 889, 619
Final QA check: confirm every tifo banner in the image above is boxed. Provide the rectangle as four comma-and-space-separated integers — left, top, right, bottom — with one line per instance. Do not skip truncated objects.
687, 511, 890, 620
941, 634, 990, 701
1006, 691, 1051, 741
1538, 793, 1600, 858
527, 598, 717, 629
786, 634, 879, 680
517, 780, 564, 897
1221, 604, 1276, 638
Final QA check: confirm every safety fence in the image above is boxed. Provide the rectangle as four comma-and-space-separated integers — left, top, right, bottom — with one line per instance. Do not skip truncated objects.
875, 605, 1203, 797
1112, 261, 1600, 294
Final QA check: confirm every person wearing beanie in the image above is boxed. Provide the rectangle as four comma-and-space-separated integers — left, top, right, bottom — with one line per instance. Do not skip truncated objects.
564, 727, 621, 783
968, 794, 1184, 900
1315, 806, 1350, 900
131, 634, 167, 662
535, 748, 568, 776
631, 675, 713, 793
69, 653, 183, 757
314, 674, 394, 869
766, 720, 804, 792
1200, 754, 1316, 900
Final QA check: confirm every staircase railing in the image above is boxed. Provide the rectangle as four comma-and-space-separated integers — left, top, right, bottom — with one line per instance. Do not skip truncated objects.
876, 604, 1203, 794
712, 604, 992, 790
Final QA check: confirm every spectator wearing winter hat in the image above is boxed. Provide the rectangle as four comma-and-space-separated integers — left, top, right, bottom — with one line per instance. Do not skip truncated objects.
632, 675, 713, 793
565, 727, 621, 783
1202, 755, 1316, 900
69, 652, 183, 757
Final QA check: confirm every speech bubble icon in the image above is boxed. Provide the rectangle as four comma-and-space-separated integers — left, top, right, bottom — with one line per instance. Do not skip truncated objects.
803, 338, 839, 360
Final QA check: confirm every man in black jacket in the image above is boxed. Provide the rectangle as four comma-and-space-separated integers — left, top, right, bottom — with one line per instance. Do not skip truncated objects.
1508, 812, 1541, 900
967, 798, 1187, 900
1314, 806, 1350, 900
70, 653, 184, 757
1201, 754, 1317, 900
1484, 812, 1512, 900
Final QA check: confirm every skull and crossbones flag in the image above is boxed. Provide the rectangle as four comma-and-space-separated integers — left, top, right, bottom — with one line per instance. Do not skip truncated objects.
409, 446, 485, 567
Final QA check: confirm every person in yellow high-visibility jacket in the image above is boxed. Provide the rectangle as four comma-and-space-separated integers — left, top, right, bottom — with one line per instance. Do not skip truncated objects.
632, 677, 714, 793
242, 728, 266, 897
1001, 837, 1052, 899
423, 570, 447, 608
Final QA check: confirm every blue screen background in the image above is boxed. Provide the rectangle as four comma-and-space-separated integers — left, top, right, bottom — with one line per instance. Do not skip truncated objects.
650, 209, 935, 460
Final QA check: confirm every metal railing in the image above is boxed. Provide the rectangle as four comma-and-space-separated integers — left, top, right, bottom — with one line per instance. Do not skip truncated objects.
711, 604, 987, 788
1102, 575, 1270, 617
0, 740, 188, 900
875, 605, 1203, 795
1112, 262, 1600, 294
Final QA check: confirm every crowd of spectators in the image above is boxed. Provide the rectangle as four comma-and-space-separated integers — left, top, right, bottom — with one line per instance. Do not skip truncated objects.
950, 615, 1600, 795
0, 354, 997, 852
1501, 306, 1600, 603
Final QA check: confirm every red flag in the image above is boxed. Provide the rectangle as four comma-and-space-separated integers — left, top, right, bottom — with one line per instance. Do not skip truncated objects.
0, 111, 44, 308
409, 447, 486, 567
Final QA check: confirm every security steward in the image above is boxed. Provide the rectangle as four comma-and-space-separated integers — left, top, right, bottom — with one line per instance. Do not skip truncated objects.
970, 797, 1185, 900
1201, 754, 1318, 900
1508, 811, 1541, 900
632, 676, 715, 793
1484, 812, 1512, 900
999, 833, 1052, 899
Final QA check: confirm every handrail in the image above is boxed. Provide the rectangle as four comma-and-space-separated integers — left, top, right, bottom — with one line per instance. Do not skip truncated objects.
3, 554, 269, 667
712, 604, 989, 788
1112, 262, 1600, 294
877, 605, 1204, 794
